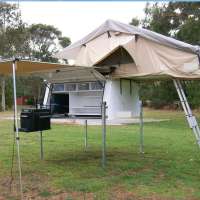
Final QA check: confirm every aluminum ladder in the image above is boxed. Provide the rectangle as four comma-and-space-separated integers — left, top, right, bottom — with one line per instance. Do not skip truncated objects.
173, 79, 200, 147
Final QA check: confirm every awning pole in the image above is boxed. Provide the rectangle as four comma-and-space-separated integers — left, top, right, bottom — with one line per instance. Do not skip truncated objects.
40, 131, 44, 160
139, 100, 144, 154
12, 60, 23, 199
101, 102, 107, 168
1, 75, 6, 111
84, 120, 88, 150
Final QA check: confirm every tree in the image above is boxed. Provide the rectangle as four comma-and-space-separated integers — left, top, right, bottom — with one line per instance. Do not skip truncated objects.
59, 36, 71, 48
28, 24, 70, 62
130, 17, 140, 26
0, 2, 71, 110
0, 2, 30, 59
136, 2, 200, 108
142, 2, 200, 42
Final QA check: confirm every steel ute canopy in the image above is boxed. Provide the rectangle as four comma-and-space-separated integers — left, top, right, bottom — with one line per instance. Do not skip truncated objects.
55, 19, 200, 80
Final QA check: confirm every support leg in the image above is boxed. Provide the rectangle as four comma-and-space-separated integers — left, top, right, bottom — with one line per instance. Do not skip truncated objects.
139, 101, 144, 154
1, 76, 5, 111
12, 61, 23, 199
84, 120, 88, 150
102, 102, 106, 168
40, 131, 44, 160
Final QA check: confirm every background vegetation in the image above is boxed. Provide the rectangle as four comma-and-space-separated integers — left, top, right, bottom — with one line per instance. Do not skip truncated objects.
0, 2, 71, 110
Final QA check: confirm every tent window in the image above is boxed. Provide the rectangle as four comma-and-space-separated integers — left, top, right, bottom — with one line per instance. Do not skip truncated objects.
65, 83, 76, 91
78, 83, 90, 90
91, 81, 103, 90
53, 83, 64, 92
96, 47, 134, 66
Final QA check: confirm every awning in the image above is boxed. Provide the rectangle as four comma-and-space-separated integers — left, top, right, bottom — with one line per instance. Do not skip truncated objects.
0, 60, 105, 82
0, 60, 71, 75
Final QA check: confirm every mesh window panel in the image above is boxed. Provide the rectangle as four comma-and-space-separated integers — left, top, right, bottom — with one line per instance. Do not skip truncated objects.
53, 84, 64, 91
91, 81, 103, 90
78, 83, 89, 90
65, 83, 76, 91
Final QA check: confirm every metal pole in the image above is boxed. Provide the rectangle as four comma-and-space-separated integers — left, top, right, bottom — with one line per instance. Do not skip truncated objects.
101, 102, 106, 168
40, 131, 44, 160
1, 76, 6, 111
139, 100, 144, 154
12, 61, 23, 199
84, 120, 88, 150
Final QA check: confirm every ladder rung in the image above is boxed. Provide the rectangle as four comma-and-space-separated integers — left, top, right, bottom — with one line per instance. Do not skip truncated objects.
173, 79, 200, 147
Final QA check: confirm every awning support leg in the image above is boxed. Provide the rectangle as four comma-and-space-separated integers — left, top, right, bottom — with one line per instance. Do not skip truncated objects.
139, 100, 144, 154
84, 120, 88, 150
101, 102, 107, 168
173, 79, 200, 147
1, 75, 5, 111
40, 131, 44, 160
12, 60, 23, 199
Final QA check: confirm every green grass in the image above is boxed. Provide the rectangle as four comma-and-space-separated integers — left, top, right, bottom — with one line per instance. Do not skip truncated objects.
1, 109, 200, 199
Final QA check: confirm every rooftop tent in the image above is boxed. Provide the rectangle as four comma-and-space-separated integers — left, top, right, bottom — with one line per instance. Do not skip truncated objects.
55, 19, 200, 79
55, 19, 200, 149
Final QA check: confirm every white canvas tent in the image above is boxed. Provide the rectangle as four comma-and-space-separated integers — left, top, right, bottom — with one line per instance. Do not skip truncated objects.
56, 19, 200, 79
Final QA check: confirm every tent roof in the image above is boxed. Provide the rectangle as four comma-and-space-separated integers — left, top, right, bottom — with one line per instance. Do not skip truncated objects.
56, 19, 200, 60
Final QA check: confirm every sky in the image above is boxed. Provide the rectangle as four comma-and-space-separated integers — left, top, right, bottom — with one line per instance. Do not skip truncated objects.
17, 1, 147, 43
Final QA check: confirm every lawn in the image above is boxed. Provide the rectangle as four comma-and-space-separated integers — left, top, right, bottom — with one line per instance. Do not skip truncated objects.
1, 109, 200, 199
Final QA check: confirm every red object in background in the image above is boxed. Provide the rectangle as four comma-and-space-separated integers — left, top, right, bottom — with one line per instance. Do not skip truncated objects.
17, 96, 31, 105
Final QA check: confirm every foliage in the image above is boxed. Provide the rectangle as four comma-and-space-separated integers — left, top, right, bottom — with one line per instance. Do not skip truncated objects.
59, 36, 71, 48
0, 2, 30, 59
0, 2, 71, 109
28, 24, 61, 62
131, 2, 200, 108
129, 17, 140, 26
139, 80, 179, 109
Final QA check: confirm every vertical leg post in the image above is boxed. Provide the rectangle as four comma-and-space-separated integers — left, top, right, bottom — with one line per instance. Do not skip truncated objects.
84, 120, 88, 150
40, 131, 44, 160
1, 75, 5, 111
139, 100, 144, 154
12, 60, 23, 199
102, 102, 106, 168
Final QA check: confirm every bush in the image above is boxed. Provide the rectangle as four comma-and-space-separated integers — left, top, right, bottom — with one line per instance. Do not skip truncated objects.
139, 80, 200, 109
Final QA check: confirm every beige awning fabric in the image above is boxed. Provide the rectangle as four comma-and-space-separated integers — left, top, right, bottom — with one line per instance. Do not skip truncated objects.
35, 66, 105, 83
0, 60, 105, 82
0, 60, 69, 75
